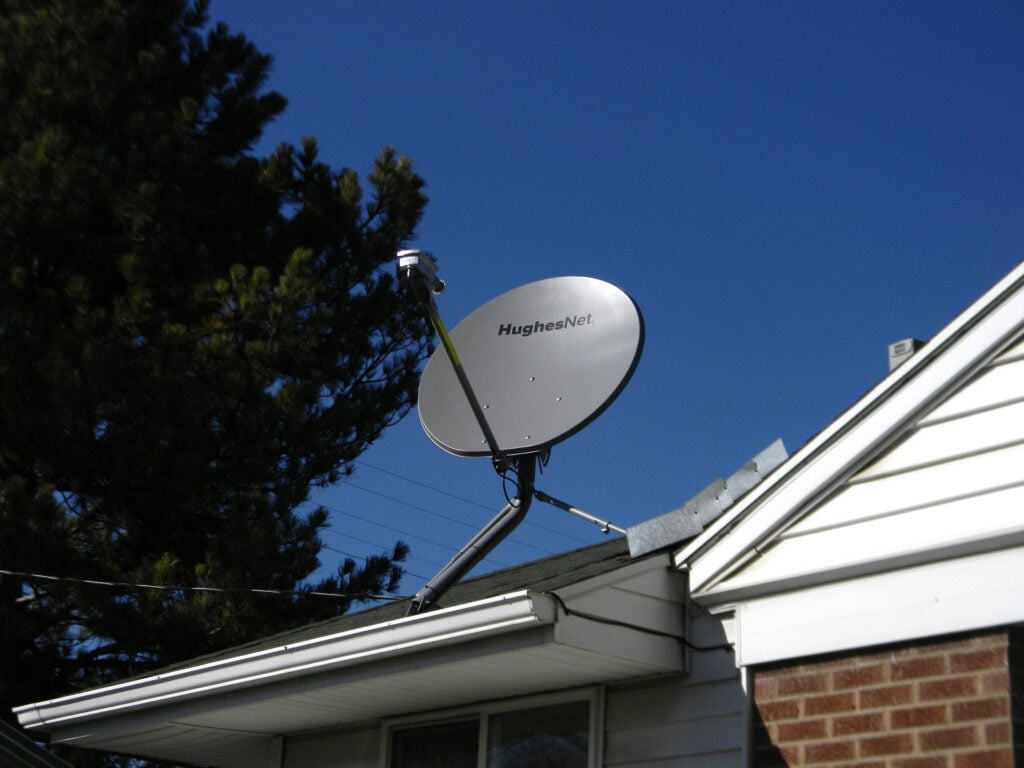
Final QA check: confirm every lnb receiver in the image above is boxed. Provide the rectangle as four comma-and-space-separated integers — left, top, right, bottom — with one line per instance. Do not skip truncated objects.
397, 249, 445, 295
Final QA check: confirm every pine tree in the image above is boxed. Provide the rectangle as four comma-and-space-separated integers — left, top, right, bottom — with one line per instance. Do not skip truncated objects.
0, 0, 430, 751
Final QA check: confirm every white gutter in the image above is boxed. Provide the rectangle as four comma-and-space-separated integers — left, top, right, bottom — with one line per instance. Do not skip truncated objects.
15, 590, 556, 731
675, 259, 1024, 596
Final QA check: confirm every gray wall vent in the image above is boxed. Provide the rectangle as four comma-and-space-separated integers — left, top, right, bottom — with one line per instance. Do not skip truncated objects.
888, 338, 924, 372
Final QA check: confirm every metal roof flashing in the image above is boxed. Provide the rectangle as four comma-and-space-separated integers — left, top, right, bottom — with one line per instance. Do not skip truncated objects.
625, 439, 788, 558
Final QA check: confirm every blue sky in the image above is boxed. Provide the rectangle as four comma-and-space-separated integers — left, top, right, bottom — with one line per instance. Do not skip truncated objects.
209, 1, 1024, 593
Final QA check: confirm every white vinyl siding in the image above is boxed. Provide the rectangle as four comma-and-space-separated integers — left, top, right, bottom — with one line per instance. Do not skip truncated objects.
284, 724, 380, 768
707, 332, 1024, 598
603, 610, 745, 767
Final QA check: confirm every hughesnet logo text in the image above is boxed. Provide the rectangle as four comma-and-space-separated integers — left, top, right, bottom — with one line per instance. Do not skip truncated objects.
497, 313, 594, 338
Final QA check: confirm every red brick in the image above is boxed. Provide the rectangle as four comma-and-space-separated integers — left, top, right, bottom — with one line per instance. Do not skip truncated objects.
955, 633, 1006, 651
860, 733, 915, 757
805, 739, 855, 763
778, 744, 801, 765
950, 648, 1006, 673
985, 721, 1012, 745
860, 684, 914, 708
893, 758, 949, 768
891, 656, 946, 680
834, 664, 886, 689
980, 669, 1010, 694
890, 704, 948, 729
919, 726, 978, 750
952, 696, 1009, 721
778, 672, 829, 696
805, 692, 857, 715
953, 748, 1013, 768
755, 676, 777, 700
833, 712, 884, 735
919, 676, 977, 701
777, 718, 827, 742
757, 699, 801, 721
811, 655, 861, 672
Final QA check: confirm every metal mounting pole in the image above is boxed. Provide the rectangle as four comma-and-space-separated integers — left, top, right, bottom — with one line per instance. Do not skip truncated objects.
407, 456, 537, 615
396, 251, 537, 614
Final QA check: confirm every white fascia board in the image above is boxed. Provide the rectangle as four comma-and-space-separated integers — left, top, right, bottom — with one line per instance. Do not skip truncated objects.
676, 259, 1024, 597
15, 590, 556, 731
732, 546, 1024, 667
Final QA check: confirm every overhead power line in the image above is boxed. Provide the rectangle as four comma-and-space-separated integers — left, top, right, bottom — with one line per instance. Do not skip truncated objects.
0, 568, 406, 602
329, 485, 554, 558
353, 459, 592, 546
355, 459, 498, 511
318, 544, 431, 583
320, 532, 443, 572
322, 503, 516, 567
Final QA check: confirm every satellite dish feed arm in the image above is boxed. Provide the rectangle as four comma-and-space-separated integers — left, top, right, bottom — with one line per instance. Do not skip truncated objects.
406, 457, 536, 615
420, 297, 509, 472
397, 250, 509, 473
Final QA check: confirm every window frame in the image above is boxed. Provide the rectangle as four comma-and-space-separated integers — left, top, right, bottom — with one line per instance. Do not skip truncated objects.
381, 687, 605, 768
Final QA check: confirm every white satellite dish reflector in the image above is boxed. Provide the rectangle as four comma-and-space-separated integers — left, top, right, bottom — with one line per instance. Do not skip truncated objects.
417, 276, 644, 457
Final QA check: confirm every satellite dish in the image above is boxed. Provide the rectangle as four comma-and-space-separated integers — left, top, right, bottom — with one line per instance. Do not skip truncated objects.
418, 276, 644, 457
397, 256, 642, 613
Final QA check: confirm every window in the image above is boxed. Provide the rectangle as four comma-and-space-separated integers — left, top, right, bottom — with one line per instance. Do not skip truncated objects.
391, 719, 479, 768
389, 695, 595, 768
486, 701, 588, 768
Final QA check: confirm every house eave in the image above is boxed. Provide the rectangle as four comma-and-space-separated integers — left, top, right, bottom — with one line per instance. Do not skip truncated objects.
729, 545, 1024, 667
14, 558, 686, 767
16, 590, 556, 732
691, 526, 1024, 606
676, 259, 1024, 598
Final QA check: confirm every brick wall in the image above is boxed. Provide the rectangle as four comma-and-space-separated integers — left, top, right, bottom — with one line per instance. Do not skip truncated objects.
751, 629, 1019, 768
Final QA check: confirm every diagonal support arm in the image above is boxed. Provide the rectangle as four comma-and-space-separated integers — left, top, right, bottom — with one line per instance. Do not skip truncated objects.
407, 457, 537, 615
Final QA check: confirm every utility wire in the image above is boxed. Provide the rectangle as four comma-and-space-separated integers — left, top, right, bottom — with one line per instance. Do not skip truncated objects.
354, 459, 591, 546
325, 489, 557, 561
320, 529, 445, 571
354, 459, 499, 512
313, 449, 607, 581
322, 503, 513, 568
0, 568, 406, 602
318, 544, 431, 583
342, 481, 482, 533
336, 484, 554, 558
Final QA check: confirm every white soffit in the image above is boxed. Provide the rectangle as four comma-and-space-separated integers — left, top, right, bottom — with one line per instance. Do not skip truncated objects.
676, 259, 1024, 598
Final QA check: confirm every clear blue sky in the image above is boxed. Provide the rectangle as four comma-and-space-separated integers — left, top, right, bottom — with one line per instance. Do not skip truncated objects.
209, 0, 1024, 593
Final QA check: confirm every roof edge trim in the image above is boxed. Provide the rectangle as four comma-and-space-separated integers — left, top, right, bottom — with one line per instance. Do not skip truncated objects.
15, 590, 556, 732
676, 259, 1024, 595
